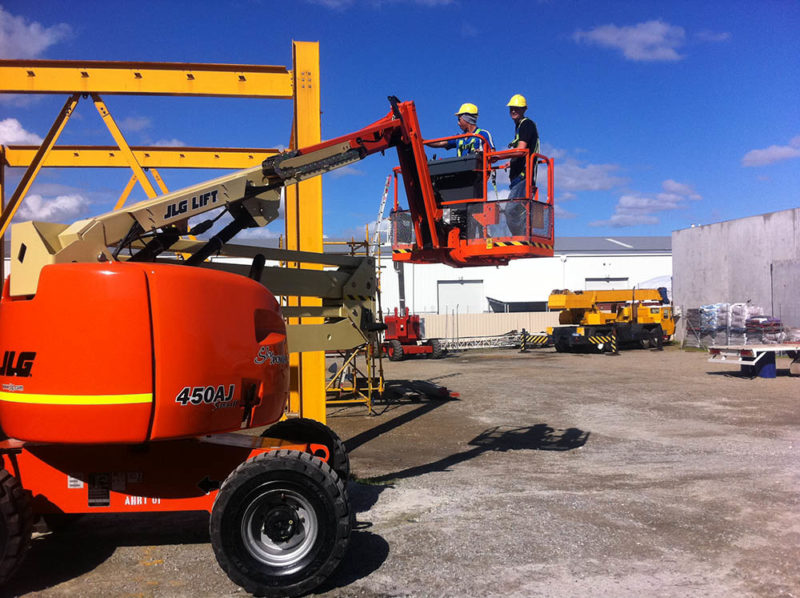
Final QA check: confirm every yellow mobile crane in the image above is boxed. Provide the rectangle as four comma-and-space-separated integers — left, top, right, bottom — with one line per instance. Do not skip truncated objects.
547, 288, 674, 352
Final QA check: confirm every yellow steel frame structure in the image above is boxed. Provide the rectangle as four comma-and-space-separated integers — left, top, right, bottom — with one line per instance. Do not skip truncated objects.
0, 42, 327, 422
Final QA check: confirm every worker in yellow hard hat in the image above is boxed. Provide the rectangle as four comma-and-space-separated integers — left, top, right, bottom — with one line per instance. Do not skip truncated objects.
506, 94, 540, 198
425, 102, 495, 156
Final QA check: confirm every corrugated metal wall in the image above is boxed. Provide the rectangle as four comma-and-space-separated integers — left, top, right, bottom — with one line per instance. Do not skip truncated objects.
421, 312, 560, 338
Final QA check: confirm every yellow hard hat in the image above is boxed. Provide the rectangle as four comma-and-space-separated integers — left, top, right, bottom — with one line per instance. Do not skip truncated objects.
455, 102, 479, 115
507, 94, 528, 108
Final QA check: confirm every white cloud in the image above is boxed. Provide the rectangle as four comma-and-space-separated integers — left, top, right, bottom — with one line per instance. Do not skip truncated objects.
742, 136, 800, 167
590, 195, 662, 227
329, 165, 366, 178
558, 159, 627, 191
554, 204, 576, 219
0, 118, 42, 144
662, 179, 701, 200
591, 178, 701, 228
573, 20, 686, 62
694, 30, 731, 43
153, 138, 187, 147
15, 193, 90, 222
233, 226, 283, 240
0, 6, 71, 59
119, 116, 152, 132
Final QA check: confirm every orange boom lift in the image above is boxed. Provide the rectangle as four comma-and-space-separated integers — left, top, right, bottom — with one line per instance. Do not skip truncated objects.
0, 97, 554, 596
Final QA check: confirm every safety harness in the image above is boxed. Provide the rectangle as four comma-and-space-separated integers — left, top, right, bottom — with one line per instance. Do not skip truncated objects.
509, 118, 540, 181
457, 128, 494, 157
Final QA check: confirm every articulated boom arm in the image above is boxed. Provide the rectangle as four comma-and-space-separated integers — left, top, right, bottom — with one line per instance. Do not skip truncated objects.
9, 97, 442, 297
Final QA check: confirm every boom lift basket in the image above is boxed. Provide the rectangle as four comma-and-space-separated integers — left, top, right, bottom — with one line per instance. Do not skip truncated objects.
390, 141, 554, 267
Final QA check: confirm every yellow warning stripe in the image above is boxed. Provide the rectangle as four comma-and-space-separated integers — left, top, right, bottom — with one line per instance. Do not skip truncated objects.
0, 392, 153, 406
588, 336, 612, 344
491, 241, 553, 249
393, 249, 412, 254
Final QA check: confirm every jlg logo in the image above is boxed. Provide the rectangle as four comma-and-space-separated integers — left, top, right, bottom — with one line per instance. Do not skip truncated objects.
0, 351, 36, 377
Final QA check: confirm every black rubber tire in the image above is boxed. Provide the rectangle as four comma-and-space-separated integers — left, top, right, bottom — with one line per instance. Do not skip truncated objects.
388, 340, 404, 361
210, 450, 351, 598
650, 325, 664, 349
429, 338, 444, 359
261, 418, 350, 481
0, 469, 33, 585
554, 341, 569, 353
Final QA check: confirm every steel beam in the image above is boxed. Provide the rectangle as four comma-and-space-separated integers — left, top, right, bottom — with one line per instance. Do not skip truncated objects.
92, 94, 157, 199
3, 146, 279, 169
0, 94, 79, 240
0, 60, 293, 98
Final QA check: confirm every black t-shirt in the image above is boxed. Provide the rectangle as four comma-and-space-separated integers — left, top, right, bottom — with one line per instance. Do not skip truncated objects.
509, 118, 539, 182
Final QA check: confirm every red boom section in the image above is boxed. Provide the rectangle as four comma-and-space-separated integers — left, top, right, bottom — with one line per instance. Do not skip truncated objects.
272, 97, 552, 267
0, 263, 288, 444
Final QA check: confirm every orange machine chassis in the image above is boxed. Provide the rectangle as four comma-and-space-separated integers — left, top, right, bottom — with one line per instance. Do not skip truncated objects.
0, 435, 329, 514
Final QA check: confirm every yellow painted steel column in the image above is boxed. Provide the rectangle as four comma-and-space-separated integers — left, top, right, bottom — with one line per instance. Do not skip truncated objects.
0, 150, 4, 281
115, 174, 138, 210
91, 94, 158, 199
285, 41, 325, 423
150, 168, 169, 194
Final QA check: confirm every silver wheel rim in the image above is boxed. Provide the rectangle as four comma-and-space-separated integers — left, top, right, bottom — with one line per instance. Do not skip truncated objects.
241, 486, 318, 573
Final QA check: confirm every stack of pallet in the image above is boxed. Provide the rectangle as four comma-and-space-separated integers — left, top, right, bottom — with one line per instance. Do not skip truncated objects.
745, 315, 784, 344
683, 303, 777, 347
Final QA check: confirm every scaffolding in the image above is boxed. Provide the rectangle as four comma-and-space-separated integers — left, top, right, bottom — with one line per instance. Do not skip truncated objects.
323, 229, 385, 413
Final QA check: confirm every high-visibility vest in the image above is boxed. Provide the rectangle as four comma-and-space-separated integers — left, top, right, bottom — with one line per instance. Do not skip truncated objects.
457, 128, 493, 157
509, 118, 540, 178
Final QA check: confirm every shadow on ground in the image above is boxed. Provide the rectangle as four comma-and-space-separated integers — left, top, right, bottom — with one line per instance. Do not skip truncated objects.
339, 378, 459, 453
706, 368, 793, 378
363, 423, 589, 485
5, 511, 210, 595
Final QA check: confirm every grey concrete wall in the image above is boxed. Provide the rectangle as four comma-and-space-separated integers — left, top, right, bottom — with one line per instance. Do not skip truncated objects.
673, 208, 800, 327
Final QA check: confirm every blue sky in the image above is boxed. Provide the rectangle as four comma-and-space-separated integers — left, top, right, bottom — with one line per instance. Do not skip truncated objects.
1, 0, 798, 242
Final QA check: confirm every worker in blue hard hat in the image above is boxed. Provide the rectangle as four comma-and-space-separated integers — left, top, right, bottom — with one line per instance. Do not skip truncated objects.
425, 103, 495, 155
506, 94, 539, 198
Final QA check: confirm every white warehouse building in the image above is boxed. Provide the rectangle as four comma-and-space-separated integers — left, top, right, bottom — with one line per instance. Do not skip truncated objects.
378, 236, 672, 315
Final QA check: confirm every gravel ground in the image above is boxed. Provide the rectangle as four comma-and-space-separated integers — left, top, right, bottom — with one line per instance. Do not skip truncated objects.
7, 345, 800, 597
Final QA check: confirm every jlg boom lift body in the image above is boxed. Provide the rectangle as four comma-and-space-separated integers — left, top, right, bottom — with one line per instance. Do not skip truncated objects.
0, 97, 553, 596
547, 288, 674, 353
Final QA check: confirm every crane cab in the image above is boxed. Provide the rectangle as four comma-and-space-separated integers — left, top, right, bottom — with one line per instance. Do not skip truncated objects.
390, 139, 554, 267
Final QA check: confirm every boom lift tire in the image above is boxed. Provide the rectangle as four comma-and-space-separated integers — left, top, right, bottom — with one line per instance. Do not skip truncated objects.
429, 338, 444, 359
261, 418, 350, 481
388, 340, 404, 362
210, 450, 351, 598
0, 469, 33, 584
